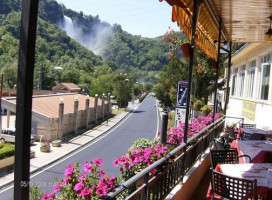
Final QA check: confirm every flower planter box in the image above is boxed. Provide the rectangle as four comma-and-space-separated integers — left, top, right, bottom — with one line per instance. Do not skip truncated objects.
0, 156, 14, 170
51, 140, 62, 147
40, 145, 50, 152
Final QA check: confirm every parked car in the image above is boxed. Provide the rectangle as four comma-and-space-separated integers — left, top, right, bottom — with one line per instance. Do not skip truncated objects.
0, 128, 35, 144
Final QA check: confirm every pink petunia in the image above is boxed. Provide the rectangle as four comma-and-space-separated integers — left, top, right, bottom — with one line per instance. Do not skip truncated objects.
78, 188, 91, 198
53, 182, 62, 193
113, 157, 120, 167
96, 185, 107, 197
64, 164, 74, 176
74, 181, 84, 191
80, 173, 87, 181
41, 193, 55, 200
63, 177, 69, 184
98, 169, 106, 177
82, 162, 93, 173
93, 158, 104, 166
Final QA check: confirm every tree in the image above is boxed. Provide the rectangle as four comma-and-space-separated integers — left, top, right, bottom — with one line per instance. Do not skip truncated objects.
113, 73, 133, 108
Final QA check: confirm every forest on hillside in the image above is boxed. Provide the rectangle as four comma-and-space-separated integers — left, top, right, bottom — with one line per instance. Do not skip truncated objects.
0, 0, 169, 94
0, 0, 228, 111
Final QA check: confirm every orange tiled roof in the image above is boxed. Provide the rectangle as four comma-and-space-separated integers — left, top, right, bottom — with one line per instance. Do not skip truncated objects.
8, 94, 103, 118
52, 83, 81, 91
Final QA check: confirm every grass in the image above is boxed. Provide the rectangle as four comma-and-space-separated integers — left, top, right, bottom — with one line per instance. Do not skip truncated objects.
111, 108, 125, 115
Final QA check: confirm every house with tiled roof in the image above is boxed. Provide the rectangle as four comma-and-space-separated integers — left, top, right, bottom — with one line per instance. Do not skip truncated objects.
1, 93, 111, 141
52, 83, 81, 93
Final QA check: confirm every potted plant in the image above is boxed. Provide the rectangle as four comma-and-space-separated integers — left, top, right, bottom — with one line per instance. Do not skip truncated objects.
30, 150, 35, 158
51, 139, 62, 147
40, 142, 50, 152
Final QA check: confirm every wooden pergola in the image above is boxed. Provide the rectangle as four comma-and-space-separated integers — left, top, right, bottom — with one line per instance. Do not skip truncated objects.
14, 0, 272, 199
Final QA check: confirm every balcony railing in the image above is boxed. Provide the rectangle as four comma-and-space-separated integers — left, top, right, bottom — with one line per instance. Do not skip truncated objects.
107, 116, 225, 199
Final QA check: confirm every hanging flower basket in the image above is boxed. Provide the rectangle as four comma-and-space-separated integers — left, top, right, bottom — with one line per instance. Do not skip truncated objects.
181, 43, 191, 58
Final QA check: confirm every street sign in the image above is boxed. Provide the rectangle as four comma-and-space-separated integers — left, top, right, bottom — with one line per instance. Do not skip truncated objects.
176, 81, 188, 108
175, 80, 188, 127
174, 108, 186, 128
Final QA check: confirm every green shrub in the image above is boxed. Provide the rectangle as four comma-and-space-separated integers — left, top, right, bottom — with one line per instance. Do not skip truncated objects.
139, 93, 148, 103
201, 105, 212, 116
193, 99, 204, 111
0, 143, 15, 160
128, 138, 159, 151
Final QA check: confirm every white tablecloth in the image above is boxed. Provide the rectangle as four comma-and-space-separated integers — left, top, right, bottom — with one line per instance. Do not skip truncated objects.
243, 128, 272, 137
220, 163, 272, 188
235, 140, 272, 162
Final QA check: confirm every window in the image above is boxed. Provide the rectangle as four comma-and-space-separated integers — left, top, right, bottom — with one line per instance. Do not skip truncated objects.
247, 60, 256, 98
240, 65, 245, 97
260, 63, 271, 100
231, 68, 238, 96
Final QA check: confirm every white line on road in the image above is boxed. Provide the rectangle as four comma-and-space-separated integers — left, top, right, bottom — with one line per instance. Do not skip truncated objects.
0, 108, 137, 193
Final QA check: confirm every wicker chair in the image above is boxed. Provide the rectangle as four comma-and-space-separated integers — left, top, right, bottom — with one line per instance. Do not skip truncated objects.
211, 170, 257, 200
210, 149, 251, 169
239, 123, 256, 129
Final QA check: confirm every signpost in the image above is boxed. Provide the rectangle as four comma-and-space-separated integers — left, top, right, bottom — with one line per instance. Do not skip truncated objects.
174, 81, 188, 127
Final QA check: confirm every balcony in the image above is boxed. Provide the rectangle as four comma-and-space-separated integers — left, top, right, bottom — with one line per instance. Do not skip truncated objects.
106, 116, 225, 199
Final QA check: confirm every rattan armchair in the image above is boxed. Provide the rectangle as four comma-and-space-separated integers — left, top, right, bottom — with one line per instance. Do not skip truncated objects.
210, 149, 251, 169
211, 170, 257, 200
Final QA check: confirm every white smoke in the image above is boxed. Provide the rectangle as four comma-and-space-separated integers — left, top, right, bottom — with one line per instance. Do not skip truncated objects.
58, 15, 114, 57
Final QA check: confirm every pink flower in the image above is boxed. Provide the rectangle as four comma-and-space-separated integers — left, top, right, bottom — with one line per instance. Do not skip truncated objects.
74, 181, 84, 191
78, 188, 91, 198
80, 173, 87, 181
98, 169, 106, 177
96, 185, 107, 197
63, 177, 69, 184
113, 157, 120, 167
93, 158, 104, 166
64, 164, 74, 176
131, 149, 138, 154
82, 162, 93, 173
53, 182, 62, 193
41, 193, 55, 200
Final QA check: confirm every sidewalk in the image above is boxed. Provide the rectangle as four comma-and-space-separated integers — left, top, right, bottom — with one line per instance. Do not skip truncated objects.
0, 101, 140, 190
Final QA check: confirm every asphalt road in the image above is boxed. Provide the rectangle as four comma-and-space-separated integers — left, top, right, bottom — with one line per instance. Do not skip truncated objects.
0, 95, 159, 199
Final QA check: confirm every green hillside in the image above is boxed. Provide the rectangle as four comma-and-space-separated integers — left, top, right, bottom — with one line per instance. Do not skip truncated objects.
0, 0, 170, 91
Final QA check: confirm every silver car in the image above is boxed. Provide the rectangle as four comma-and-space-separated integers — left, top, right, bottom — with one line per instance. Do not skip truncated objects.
0, 128, 35, 144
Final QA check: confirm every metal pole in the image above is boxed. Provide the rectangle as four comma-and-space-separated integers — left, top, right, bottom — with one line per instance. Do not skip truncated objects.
0, 74, 3, 134
160, 112, 168, 144
14, 0, 39, 199
184, 0, 198, 144
213, 18, 222, 123
224, 41, 232, 115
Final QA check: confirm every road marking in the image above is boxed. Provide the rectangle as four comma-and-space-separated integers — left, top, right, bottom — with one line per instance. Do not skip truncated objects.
0, 108, 137, 193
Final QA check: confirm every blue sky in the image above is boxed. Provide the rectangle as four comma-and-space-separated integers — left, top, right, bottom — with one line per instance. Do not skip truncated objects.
56, 0, 180, 38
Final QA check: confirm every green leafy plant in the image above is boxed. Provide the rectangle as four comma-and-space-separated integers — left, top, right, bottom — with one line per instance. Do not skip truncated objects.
201, 105, 213, 116
193, 99, 204, 111
0, 143, 15, 160
29, 185, 44, 200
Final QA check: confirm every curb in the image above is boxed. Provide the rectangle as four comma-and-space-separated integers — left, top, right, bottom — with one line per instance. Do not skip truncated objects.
0, 108, 136, 191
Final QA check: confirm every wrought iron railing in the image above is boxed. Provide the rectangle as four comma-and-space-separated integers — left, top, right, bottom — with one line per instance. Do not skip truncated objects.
107, 116, 225, 200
